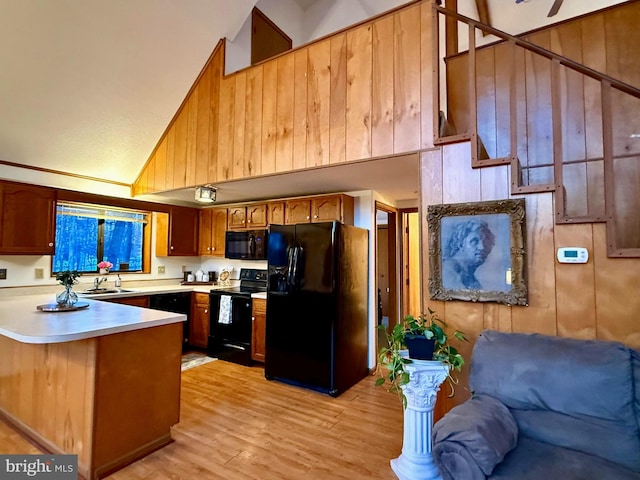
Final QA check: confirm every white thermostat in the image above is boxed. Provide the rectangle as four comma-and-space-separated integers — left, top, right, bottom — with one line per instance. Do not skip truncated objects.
557, 247, 589, 264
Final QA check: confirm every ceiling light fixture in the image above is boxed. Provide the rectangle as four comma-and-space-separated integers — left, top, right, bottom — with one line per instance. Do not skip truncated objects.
195, 185, 217, 203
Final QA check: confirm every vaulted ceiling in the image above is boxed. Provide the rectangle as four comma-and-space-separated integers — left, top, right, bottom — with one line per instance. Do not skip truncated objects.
0, 0, 626, 205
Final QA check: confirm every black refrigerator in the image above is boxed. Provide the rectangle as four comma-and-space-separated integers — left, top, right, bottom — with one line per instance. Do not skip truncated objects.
265, 221, 369, 397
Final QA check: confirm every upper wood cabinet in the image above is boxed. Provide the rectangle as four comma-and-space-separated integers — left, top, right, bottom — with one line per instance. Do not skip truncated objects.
198, 208, 227, 256
267, 202, 285, 225
155, 207, 199, 257
228, 204, 267, 230
284, 199, 312, 224
284, 194, 354, 225
0, 182, 56, 255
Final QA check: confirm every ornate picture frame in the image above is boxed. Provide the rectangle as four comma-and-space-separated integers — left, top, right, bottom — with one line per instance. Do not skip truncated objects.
427, 198, 527, 306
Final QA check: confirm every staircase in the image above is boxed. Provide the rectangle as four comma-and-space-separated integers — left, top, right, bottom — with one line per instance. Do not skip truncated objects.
433, 2, 640, 257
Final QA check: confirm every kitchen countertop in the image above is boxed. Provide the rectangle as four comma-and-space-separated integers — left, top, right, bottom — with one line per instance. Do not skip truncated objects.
0, 293, 186, 344
0, 284, 268, 344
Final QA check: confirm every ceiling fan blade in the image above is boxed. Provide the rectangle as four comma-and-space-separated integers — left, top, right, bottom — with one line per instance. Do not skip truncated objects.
547, 0, 563, 17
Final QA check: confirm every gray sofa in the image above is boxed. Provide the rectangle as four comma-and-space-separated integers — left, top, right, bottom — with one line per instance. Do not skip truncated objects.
432, 330, 640, 480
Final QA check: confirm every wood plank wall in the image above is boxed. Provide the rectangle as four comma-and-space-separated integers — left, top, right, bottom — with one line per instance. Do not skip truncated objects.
133, 2, 434, 195
421, 143, 640, 416
132, 0, 640, 415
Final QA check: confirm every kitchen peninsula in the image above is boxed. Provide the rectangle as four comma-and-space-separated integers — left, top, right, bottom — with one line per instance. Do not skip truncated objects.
0, 295, 186, 480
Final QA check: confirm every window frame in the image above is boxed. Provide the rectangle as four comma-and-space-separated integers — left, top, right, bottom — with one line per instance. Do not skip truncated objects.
51, 201, 152, 275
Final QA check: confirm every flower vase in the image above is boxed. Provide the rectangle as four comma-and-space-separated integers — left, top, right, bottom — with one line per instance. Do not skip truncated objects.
99, 268, 109, 275
56, 285, 78, 307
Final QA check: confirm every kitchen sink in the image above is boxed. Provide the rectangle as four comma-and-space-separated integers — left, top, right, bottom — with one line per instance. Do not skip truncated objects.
80, 288, 135, 295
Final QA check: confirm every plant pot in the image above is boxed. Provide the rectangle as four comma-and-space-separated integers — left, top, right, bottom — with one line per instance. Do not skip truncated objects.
404, 334, 436, 360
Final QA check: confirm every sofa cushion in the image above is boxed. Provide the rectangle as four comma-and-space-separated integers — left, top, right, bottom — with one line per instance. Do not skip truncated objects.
433, 394, 518, 480
490, 436, 640, 480
470, 330, 640, 471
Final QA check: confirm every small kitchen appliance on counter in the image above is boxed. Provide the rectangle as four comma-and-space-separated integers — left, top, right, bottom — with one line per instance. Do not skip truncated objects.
207, 268, 267, 366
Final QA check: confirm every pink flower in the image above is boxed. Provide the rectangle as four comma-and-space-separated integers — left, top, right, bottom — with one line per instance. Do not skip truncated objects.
97, 261, 113, 269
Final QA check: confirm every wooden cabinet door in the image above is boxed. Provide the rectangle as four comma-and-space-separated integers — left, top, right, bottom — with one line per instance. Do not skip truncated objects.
251, 298, 267, 362
190, 293, 210, 349
284, 199, 311, 224
227, 206, 247, 230
168, 206, 199, 256
103, 296, 150, 308
211, 208, 228, 257
198, 209, 213, 255
311, 194, 354, 225
0, 182, 56, 255
246, 203, 267, 228
199, 208, 227, 256
267, 202, 285, 225
311, 196, 342, 223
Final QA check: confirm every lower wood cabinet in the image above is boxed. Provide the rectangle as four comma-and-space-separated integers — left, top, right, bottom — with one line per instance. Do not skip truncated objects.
102, 296, 150, 308
190, 292, 210, 349
251, 297, 266, 362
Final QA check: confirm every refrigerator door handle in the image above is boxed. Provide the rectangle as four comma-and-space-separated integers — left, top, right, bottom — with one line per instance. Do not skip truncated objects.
287, 247, 295, 287
291, 246, 299, 288
294, 246, 304, 288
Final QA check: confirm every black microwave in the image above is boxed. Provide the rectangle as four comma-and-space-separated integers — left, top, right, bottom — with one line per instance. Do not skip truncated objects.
225, 230, 268, 260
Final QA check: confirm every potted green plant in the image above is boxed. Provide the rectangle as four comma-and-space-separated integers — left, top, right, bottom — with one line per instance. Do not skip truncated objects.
55, 270, 81, 307
376, 308, 468, 406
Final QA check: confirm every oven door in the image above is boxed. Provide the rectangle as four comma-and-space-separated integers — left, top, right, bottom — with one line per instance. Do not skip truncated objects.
207, 292, 253, 365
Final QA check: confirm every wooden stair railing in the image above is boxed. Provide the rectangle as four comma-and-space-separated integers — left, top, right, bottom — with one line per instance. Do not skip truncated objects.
432, 3, 640, 257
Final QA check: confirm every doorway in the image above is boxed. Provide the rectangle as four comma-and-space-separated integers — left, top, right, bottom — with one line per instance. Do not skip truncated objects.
376, 204, 421, 353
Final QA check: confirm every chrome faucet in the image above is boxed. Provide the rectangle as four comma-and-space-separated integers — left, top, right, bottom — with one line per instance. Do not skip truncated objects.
94, 276, 107, 289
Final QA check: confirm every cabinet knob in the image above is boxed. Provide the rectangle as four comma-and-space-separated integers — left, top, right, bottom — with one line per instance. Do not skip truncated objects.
252, 316, 255, 321
205, 309, 208, 314
212, 247, 215, 251
48, 242, 54, 247
247, 220, 251, 223
170, 246, 174, 250
314, 215, 318, 219
207, 247, 211, 251
306, 216, 310, 220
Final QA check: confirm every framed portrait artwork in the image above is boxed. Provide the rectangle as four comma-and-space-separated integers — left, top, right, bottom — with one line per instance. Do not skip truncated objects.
427, 198, 528, 306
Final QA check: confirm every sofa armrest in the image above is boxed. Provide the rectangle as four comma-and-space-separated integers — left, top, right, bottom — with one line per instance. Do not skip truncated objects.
433, 394, 518, 480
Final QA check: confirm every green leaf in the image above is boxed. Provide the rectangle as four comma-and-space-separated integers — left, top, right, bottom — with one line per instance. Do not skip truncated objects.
375, 377, 386, 386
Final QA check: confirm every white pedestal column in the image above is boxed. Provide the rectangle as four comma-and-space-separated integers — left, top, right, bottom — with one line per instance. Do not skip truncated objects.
391, 360, 449, 480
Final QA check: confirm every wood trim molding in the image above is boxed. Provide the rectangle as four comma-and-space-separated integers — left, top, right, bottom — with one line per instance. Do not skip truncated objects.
0, 159, 131, 188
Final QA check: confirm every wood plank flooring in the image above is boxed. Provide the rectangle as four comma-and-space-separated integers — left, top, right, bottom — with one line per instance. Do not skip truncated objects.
0, 360, 405, 479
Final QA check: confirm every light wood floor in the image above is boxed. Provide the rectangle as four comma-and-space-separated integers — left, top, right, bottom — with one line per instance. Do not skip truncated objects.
1, 360, 405, 479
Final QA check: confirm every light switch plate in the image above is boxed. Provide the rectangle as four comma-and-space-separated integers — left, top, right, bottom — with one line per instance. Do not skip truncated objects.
35, 268, 44, 279
157, 265, 166, 274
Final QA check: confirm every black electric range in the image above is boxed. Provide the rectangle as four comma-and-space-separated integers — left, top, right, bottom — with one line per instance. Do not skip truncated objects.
207, 268, 267, 365
211, 268, 267, 296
